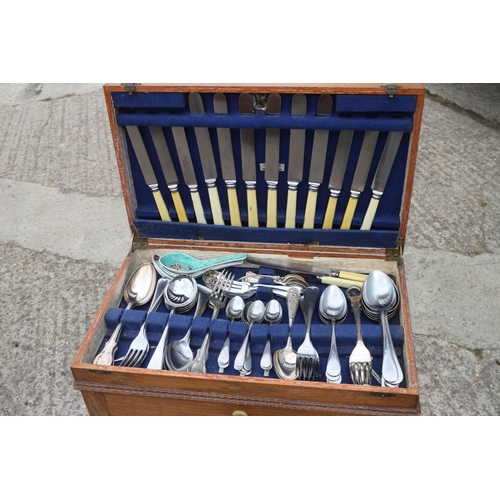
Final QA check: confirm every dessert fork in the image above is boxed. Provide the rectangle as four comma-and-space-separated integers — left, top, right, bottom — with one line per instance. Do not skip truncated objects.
347, 286, 372, 385
296, 286, 320, 380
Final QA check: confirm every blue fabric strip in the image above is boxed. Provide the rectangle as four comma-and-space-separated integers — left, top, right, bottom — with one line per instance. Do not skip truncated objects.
99, 266, 406, 386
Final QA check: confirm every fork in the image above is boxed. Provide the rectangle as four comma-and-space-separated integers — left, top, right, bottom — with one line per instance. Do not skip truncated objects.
346, 286, 372, 385
208, 269, 235, 320
296, 286, 320, 380
119, 277, 169, 368
187, 270, 234, 373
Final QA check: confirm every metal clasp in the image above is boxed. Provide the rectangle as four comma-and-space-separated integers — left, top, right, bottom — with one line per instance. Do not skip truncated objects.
384, 84, 400, 98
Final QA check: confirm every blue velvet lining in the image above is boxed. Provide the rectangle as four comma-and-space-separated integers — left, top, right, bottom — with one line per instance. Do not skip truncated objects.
114, 90, 415, 249
97, 266, 406, 386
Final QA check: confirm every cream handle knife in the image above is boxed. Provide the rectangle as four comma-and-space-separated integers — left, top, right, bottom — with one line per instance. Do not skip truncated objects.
340, 131, 379, 229
360, 131, 404, 230
265, 93, 282, 228
125, 126, 171, 221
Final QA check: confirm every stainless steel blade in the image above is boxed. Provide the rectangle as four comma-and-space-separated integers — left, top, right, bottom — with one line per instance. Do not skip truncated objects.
239, 93, 256, 183
308, 95, 333, 184
170, 127, 199, 187
213, 93, 237, 182
264, 93, 281, 184
188, 92, 219, 184
214, 93, 241, 226
149, 126, 179, 186
327, 130, 354, 193
371, 131, 404, 195
126, 125, 159, 187
287, 94, 307, 184
350, 131, 379, 193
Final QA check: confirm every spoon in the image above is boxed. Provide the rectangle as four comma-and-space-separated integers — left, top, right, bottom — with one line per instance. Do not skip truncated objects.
147, 275, 198, 370
361, 271, 403, 386
319, 285, 348, 383
217, 295, 245, 373
93, 262, 156, 366
273, 287, 301, 380
234, 300, 266, 375
260, 299, 283, 376
164, 290, 210, 371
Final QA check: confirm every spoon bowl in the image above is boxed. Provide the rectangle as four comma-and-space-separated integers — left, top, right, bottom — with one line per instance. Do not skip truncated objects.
319, 285, 348, 383
217, 295, 245, 372
260, 299, 283, 376
361, 271, 403, 387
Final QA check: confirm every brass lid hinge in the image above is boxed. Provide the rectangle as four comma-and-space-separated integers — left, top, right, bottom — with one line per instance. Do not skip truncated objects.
131, 227, 149, 251
383, 84, 401, 98
386, 237, 404, 263
122, 83, 141, 95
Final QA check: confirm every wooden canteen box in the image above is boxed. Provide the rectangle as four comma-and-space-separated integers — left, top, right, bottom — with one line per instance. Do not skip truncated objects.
71, 83, 424, 415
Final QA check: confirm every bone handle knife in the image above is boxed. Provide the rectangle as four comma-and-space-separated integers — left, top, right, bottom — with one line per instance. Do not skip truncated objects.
126, 126, 171, 221
340, 131, 379, 230
360, 131, 404, 230
285, 94, 307, 228
188, 93, 225, 225
265, 94, 281, 228
239, 93, 259, 227
214, 93, 242, 226
171, 126, 207, 224
303, 95, 333, 229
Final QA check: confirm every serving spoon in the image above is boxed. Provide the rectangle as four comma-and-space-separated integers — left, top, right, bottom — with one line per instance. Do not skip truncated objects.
93, 262, 156, 366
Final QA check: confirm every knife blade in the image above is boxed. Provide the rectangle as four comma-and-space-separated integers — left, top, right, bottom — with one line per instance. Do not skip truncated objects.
360, 131, 404, 230
264, 93, 281, 228
188, 92, 225, 225
340, 131, 379, 229
170, 126, 207, 224
149, 126, 189, 223
213, 93, 242, 227
322, 129, 354, 229
285, 94, 307, 228
239, 93, 259, 227
303, 95, 333, 228
244, 255, 367, 283
125, 126, 171, 221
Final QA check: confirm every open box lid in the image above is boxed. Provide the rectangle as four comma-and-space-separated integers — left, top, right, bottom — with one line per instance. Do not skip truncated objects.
103, 83, 425, 257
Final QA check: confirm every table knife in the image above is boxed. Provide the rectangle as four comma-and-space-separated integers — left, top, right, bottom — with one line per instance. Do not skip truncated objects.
170, 126, 207, 224
340, 131, 379, 229
285, 94, 307, 228
245, 254, 367, 283
322, 130, 354, 229
125, 126, 171, 221
264, 93, 281, 228
360, 131, 404, 230
239, 93, 259, 227
188, 92, 225, 225
303, 95, 333, 228
149, 126, 189, 223
213, 93, 242, 226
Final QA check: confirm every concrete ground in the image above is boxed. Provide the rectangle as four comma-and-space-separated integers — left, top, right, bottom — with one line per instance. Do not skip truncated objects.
0, 83, 499, 416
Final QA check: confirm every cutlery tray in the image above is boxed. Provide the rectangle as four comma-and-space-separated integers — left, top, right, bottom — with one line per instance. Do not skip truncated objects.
71, 83, 424, 415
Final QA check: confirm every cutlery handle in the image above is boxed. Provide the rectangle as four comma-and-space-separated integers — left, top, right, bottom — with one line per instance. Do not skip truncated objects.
285, 188, 298, 228
360, 196, 379, 230
190, 190, 207, 224
303, 189, 318, 229
152, 190, 171, 221
171, 191, 189, 222
234, 325, 253, 371
322, 196, 338, 229
266, 188, 278, 228
340, 196, 358, 229
227, 186, 242, 226
217, 334, 231, 372
246, 188, 259, 227
207, 185, 225, 225
326, 322, 341, 381
319, 276, 364, 289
